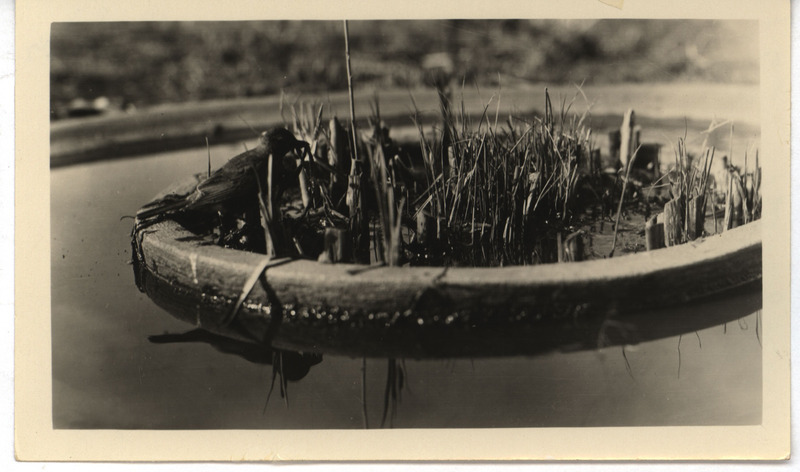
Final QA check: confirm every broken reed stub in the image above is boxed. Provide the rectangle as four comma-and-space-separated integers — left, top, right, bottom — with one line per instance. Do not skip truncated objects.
328, 117, 350, 208
447, 145, 458, 181
608, 130, 621, 165
619, 109, 636, 168
663, 198, 684, 247
686, 195, 705, 241
723, 175, 745, 230
346, 166, 370, 264
562, 231, 585, 262
415, 210, 435, 247
646, 213, 665, 250
657, 194, 705, 249
321, 227, 352, 263
732, 175, 746, 226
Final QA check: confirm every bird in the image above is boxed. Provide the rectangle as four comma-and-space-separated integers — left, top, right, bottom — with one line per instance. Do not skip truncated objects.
136, 127, 310, 223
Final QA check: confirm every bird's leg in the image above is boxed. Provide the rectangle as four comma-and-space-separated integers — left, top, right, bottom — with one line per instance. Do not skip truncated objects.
216, 210, 243, 247
252, 158, 292, 258
243, 201, 266, 253
215, 208, 259, 250
268, 186, 292, 257
215, 210, 225, 245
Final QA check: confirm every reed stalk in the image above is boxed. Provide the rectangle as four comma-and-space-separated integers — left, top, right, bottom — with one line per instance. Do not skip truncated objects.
343, 20, 369, 263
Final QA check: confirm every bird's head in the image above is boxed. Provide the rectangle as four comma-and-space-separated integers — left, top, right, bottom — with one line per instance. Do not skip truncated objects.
261, 128, 309, 156
261, 128, 311, 176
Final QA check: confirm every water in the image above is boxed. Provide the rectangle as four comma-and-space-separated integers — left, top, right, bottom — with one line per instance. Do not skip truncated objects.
50, 139, 762, 429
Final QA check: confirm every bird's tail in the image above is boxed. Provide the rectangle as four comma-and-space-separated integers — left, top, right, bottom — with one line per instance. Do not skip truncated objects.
135, 193, 190, 220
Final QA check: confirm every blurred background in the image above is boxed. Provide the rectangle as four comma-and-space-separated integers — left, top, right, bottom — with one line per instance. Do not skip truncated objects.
50, 19, 759, 119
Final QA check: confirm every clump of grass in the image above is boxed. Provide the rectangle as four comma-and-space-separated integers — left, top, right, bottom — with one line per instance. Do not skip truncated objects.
719, 148, 761, 230
741, 150, 762, 223
668, 137, 714, 207
651, 122, 761, 245
409, 88, 595, 266
272, 86, 598, 267
242, 89, 761, 269
664, 137, 715, 242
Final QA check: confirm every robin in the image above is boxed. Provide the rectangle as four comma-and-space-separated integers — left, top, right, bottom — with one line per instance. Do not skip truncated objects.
136, 127, 310, 223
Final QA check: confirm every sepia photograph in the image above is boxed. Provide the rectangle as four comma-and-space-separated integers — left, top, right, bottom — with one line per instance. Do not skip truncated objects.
15, 0, 790, 463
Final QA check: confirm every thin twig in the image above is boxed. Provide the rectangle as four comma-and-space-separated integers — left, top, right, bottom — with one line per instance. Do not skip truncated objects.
609, 145, 642, 257
343, 20, 359, 165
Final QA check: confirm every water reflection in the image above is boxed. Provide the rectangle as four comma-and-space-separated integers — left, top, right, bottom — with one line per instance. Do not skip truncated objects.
147, 328, 414, 428
144, 283, 761, 429
149, 329, 323, 409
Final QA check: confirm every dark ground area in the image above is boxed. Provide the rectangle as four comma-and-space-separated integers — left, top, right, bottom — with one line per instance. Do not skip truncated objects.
50, 19, 758, 118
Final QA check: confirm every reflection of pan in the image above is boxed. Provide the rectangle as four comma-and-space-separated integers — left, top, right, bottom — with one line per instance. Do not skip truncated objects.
148, 328, 322, 382
133, 177, 761, 359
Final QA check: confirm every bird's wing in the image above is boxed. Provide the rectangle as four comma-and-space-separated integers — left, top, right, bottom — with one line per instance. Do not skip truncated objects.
188, 149, 266, 210
136, 189, 200, 219
190, 168, 253, 208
